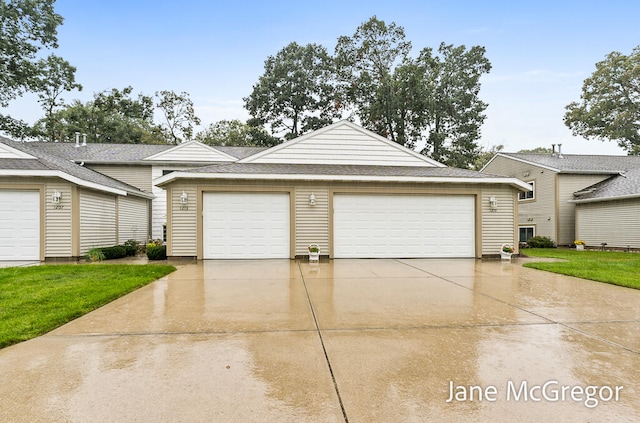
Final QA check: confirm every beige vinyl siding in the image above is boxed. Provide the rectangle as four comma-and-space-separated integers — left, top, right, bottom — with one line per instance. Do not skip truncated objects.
79, 189, 116, 254
557, 174, 610, 245
481, 186, 516, 254
87, 164, 153, 192
168, 183, 197, 256
118, 196, 149, 244
45, 182, 73, 257
576, 199, 640, 248
247, 124, 434, 167
151, 165, 195, 240
295, 188, 329, 255
162, 179, 520, 259
483, 155, 557, 243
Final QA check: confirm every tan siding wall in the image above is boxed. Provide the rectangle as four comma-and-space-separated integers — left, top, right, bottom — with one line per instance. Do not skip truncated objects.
118, 196, 149, 244
164, 179, 520, 258
481, 186, 516, 254
576, 200, 640, 248
557, 174, 610, 245
87, 164, 152, 192
80, 189, 116, 254
484, 155, 557, 243
295, 188, 329, 255
45, 182, 73, 257
168, 183, 197, 256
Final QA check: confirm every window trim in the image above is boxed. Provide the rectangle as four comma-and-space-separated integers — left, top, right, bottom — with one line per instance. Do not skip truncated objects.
519, 226, 535, 243
518, 181, 535, 201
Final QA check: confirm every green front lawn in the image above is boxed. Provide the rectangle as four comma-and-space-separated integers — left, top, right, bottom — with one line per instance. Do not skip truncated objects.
522, 249, 640, 289
0, 264, 175, 349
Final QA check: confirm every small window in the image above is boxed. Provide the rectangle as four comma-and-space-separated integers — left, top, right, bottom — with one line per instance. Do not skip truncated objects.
519, 226, 535, 243
518, 181, 535, 201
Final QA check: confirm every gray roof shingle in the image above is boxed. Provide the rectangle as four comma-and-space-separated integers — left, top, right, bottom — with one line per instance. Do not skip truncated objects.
572, 168, 640, 202
1, 140, 153, 197
500, 153, 640, 173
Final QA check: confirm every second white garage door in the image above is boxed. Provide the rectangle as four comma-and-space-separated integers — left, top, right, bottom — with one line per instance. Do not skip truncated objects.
333, 194, 475, 258
202, 192, 290, 259
0, 190, 40, 261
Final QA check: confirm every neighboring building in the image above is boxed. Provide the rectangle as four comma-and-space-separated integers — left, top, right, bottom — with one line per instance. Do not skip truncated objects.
0, 137, 154, 261
482, 151, 640, 248
1, 121, 530, 261
156, 121, 530, 260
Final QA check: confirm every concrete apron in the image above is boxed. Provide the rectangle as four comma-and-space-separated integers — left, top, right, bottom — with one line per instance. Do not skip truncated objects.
0, 259, 639, 422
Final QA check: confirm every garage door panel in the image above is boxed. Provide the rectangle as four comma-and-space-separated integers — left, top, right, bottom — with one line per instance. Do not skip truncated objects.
203, 192, 290, 259
334, 194, 474, 258
0, 190, 40, 261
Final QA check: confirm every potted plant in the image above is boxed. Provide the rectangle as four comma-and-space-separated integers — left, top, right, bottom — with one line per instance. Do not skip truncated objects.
308, 244, 320, 262
500, 244, 514, 260
574, 240, 585, 251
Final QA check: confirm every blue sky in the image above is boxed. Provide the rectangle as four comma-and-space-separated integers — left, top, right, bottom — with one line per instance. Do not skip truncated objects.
7, 0, 640, 154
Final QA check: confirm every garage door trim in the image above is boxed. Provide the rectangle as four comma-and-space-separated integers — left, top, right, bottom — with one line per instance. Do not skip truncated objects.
0, 185, 44, 261
197, 187, 295, 259
329, 189, 481, 258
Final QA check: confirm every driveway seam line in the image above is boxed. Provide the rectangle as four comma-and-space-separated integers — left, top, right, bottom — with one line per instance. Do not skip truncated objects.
298, 262, 350, 423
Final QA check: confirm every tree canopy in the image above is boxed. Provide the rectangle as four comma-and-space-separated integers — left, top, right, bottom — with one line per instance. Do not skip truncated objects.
564, 45, 640, 154
195, 119, 280, 147
244, 42, 338, 140
0, 0, 79, 138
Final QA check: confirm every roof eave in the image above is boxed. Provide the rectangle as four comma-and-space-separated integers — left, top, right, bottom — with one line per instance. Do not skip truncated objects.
0, 169, 130, 197
570, 193, 640, 204
154, 171, 531, 190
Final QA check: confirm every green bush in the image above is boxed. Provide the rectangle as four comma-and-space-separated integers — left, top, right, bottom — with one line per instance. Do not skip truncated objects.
526, 236, 556, 248
101, 245, 127, 260
87, 248, 105, 262
146, 245, 167, 260
123, 239, 141, 256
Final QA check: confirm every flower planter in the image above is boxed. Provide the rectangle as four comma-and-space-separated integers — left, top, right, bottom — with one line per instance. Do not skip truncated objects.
308, 244, 320, 262
576, 244, 585, 251
500, 243, 514, 260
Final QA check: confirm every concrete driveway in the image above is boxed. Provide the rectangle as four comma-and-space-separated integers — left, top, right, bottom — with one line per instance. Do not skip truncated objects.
0, 259, 639, 422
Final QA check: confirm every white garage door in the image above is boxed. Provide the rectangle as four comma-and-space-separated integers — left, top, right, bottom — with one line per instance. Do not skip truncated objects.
0, 190, 40, 260
203, 192, 290, 259
333, 194, 475, 258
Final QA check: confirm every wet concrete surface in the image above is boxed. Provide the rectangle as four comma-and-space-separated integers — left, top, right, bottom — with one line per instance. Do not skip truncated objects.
0, 259, 639, 422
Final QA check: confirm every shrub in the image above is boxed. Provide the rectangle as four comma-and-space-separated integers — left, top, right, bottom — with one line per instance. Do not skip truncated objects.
146, 245, 167, 260
526, 236, 556, 248
101, 245, 128, 260
87, 248, 105, 262
123, 239, 141, 256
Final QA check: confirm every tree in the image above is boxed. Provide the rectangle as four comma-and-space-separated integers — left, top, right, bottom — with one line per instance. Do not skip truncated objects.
33, 54, 82, 142
33, 87, 163, 143
155, 90, 200, 144
564, 46, 640, 154
195, 119, 279, 147
518, 146, 553, 154
335, 16, 491, 168
417, 43, 492, 168
472, 144, 503, 171
244, 42, 338, 140
334, 16, 412, 144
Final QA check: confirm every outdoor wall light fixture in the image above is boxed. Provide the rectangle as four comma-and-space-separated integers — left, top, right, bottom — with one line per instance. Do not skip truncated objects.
489, 196, 498, 211
52, 190, 62, 204
309, 193, 316, 206
180, 191, 188, 204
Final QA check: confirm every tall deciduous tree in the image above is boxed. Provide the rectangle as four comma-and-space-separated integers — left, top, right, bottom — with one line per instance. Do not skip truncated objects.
34, 54, 82, 142
155, 90, 200, 144
244, 42, 338, 140
334, 17, 491, 168
564, 46, 640, 154
0, 0, 77, 138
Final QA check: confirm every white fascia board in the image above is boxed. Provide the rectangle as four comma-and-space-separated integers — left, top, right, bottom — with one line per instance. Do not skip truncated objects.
154, 171, 532, 191
0, 169, 129, 196
570, 193, 640, 204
